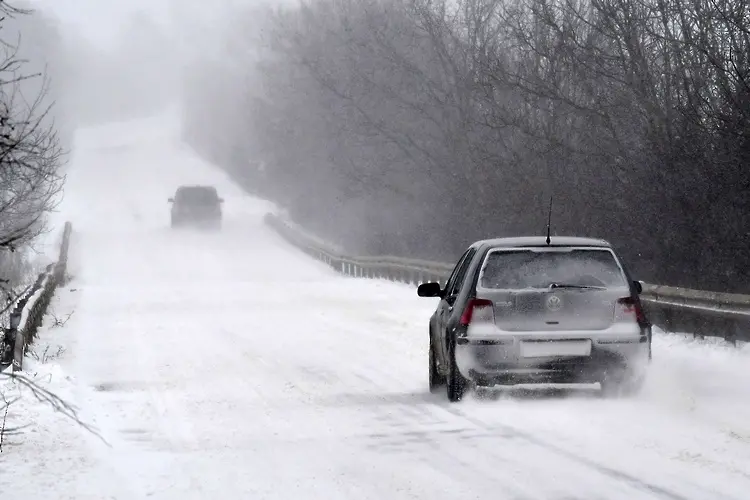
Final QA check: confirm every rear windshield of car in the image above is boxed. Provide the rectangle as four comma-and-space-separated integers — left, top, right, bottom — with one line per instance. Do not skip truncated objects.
176, 187, 218, 203
479, 248, 627, 289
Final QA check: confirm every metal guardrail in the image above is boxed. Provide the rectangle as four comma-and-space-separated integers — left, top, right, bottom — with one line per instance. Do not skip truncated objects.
1, 222, 73, 370
639, 285, 750, 345
265, 213, 750, 345
265, 213, 453, 285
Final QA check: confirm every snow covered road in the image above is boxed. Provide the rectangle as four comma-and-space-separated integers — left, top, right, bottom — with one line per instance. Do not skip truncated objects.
3, 112, 750, 499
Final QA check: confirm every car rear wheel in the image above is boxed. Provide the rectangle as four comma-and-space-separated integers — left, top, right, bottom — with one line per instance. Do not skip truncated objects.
428, 332, 445, 393
446, 337, 466, 402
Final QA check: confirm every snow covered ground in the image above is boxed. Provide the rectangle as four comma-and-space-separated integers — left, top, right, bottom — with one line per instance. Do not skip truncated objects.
2, 111, 750, 499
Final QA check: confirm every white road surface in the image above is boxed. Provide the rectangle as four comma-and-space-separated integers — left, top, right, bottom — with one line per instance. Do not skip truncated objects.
2, 111, 750, 499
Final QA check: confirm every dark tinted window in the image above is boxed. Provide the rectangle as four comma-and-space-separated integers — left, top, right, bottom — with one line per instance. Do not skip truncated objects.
480, 248, 626, 289
176, 186, 219, 204
446, 248, 476, 297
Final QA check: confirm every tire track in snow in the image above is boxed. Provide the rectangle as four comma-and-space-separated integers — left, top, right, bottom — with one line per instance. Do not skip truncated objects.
263, 289, 736, 499
223, 302, 690, 499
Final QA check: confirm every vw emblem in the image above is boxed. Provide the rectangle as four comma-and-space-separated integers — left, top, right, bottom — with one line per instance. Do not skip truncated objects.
546, 294, 563, 312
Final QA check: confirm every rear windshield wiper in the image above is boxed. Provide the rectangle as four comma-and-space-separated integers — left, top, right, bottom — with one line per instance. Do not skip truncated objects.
548, 282, 606, 290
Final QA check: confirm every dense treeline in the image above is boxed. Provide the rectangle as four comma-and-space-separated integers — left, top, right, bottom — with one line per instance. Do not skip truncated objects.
182, 0, 750, 293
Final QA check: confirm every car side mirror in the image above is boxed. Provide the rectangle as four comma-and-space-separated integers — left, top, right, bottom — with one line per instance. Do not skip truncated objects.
633, 280, 643, 294
417, 282, 443, 298
168, 198, 174, 203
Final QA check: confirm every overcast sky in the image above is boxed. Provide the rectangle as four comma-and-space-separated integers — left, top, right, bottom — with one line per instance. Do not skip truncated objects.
29, 0, 169, 42
28, 0, 285, 46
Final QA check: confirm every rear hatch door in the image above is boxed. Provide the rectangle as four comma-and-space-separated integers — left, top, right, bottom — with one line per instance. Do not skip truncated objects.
477, 247, 629, 332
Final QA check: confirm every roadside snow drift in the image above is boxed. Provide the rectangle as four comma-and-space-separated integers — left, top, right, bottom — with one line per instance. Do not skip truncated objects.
2, 110, 750, 500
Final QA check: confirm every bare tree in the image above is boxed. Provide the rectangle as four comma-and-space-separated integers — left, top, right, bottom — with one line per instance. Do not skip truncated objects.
0, 2, 64, 301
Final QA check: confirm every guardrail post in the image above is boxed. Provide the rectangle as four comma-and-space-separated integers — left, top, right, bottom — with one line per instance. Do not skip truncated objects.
12, 329, 24, 371
722, 318, 737, 347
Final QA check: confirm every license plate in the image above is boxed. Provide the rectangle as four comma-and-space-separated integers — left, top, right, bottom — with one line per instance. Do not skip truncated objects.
520, 339, 591, 358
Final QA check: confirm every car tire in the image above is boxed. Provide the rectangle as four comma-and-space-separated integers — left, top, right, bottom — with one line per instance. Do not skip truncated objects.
428, 332, 445, 393
446, 336, 466, 402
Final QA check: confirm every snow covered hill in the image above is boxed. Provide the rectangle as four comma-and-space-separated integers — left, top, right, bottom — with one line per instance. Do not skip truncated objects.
2, 111, 750, 499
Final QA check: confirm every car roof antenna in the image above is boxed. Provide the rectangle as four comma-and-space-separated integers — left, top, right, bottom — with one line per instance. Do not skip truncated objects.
545, 196, 553, 245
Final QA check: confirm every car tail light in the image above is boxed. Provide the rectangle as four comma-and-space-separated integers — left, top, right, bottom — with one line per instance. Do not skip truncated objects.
460, 298, 495, 326
616, 296, 645, 324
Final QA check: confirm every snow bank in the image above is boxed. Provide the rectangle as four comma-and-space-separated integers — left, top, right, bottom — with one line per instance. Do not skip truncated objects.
0, 292, 114, 500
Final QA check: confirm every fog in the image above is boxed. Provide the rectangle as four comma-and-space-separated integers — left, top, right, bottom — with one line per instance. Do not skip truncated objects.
19, 0, 281, 127
0, 0, 278, 296
2, 3, 750, 497
4, 0, 750, 294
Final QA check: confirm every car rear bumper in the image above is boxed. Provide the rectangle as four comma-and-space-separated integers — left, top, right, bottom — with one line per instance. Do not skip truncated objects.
172, 212, 222, 225
454, 325, 651, 385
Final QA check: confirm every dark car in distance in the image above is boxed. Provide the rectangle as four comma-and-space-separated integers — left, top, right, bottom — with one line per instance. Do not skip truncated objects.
168, 185, 224, 229
418, 236, 652, 402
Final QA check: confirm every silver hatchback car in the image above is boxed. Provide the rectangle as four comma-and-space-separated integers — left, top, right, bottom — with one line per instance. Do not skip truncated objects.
418, 237, 652, 401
